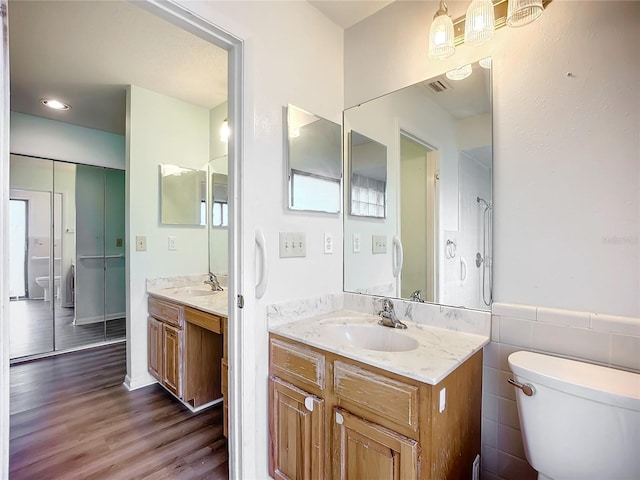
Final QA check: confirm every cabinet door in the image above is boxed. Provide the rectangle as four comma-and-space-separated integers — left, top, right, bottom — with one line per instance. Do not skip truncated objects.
269, 376, 324, 480
332, 408, 418, 480
162, 323, 182, 398
147, 317, 162, 381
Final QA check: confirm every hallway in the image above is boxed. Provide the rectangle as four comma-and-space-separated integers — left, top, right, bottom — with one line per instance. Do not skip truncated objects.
10, 342, 228, 479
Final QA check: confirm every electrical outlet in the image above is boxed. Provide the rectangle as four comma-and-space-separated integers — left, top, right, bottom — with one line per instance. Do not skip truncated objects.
279, 232, 306, 258
168, 236, 177, 251
135, 235, 147, 252
353, 234, 361, 253
372, 234, 387, 254
324, 233, 333, 254
116, 238, 123, 248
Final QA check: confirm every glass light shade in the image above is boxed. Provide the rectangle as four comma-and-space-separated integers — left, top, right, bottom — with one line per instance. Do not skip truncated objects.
446, 64, 473, 81
507, 0, 543, 27
464, 0, 495, 45
429, 13, 455, 60
479, 57, 492, 69
220, 119, 230, 142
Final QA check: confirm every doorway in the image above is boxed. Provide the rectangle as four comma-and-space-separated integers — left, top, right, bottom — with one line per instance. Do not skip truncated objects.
399, 133, 439, 302
9, 199, 27, 300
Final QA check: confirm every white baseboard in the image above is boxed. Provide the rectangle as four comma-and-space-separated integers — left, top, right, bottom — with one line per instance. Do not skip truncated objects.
74, 312, 125, 325
123, 374, 158, 391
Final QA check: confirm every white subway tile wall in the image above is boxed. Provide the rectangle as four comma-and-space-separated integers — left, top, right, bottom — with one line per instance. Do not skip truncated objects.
482, 303, 640, 479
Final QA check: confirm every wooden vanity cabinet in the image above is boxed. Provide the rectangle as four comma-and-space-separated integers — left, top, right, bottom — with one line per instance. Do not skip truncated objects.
269, 334, 482, 480
147, 296, 224, 409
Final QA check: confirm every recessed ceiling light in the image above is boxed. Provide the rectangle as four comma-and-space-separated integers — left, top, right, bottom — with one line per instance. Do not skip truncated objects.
41, 99, 71, 111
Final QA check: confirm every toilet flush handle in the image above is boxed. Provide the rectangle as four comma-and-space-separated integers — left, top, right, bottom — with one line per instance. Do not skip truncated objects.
508, 378, 535, 397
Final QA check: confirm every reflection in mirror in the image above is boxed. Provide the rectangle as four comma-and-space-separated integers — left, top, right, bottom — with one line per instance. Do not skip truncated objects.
208, 155, 228, 275
286, 105, 342, 213
349, 131, 387, 218
159, 164, 206, 226
344, 59, 492, 310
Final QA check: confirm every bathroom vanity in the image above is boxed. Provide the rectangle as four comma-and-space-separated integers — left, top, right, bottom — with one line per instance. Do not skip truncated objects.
268, 310, 488, 480
146, 277, 229, 435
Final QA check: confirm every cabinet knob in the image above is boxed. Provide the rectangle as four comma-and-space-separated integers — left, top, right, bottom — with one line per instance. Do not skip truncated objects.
304, 396, 315, 412
335, 412, 344, 425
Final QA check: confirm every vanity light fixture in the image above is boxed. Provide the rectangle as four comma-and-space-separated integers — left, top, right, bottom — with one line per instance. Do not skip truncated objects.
464, 0, 495, 45
428, 0, 455, 60
41, 98, 70, 110
429, 0, 550, 60
446, 64, 473, 81
506, 0, 544, 27
220, 118, 230, 142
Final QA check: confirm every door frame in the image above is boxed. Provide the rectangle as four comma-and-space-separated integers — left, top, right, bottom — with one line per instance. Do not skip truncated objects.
135, 2, 245, 477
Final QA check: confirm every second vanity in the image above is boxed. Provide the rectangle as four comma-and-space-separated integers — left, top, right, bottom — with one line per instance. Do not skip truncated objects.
268, 298, 489, 480
146, 276, 229, 436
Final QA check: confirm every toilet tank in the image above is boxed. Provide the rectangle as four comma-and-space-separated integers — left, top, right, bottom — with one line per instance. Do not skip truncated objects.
508, 351, 640, 480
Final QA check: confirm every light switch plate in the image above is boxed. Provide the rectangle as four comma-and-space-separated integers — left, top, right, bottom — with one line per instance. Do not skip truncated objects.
372, 234, 387, 254
279, 232, 306, 258
353, 234, 361, 253
135, 235, 147, 252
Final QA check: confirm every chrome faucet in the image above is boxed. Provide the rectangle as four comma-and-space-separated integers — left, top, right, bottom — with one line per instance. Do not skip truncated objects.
204, 273, 223, 291
377, 299, 407, 329
410, 289, 425, 303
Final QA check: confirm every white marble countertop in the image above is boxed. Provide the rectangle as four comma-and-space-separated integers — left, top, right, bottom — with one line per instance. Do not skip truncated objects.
269, 310, 489, 385
147, 284, 229, 318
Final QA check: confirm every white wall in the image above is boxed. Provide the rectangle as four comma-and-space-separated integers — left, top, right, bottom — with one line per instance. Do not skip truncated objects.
172, 3, 344, 478
345, 0, 640, 318
345, 2, 640, 478
126, 84, 211, 388
10, 112, 125, 169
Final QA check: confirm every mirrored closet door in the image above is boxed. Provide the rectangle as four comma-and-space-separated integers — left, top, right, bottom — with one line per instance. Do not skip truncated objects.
9, 154, 126, 360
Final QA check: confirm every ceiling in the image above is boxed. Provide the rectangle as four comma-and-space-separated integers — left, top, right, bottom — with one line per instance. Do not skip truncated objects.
8, 1, 228, 135
309, 1, 394, 28
8, 1, 393, 136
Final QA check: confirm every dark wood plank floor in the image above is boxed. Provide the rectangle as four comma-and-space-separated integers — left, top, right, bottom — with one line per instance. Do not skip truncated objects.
10, 342, 229, 479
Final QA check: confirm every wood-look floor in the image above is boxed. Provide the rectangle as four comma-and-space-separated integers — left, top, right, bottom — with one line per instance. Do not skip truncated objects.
10, 342, 229, 479
9, 298, 126, 359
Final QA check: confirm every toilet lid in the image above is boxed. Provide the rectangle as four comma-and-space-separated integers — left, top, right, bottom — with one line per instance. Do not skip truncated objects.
509, 351, 640, 411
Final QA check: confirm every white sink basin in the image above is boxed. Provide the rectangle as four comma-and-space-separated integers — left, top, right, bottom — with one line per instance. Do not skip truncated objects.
320, 324, 419, 352
170, 286, 218, 297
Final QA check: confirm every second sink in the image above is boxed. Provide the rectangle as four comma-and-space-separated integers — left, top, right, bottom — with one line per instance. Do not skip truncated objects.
320, 324, 419, 352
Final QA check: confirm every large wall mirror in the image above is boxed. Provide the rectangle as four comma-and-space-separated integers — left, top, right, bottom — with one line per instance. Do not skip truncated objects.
285, 104, 342, 213
344, 59, 493, 311
208, 154, 228, 275
159, 164, 207, 226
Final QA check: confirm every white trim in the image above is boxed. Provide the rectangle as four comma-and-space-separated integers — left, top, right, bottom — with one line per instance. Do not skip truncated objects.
131, 2, 245, 478
1, 2, 11, 478
123, 374, 158, 391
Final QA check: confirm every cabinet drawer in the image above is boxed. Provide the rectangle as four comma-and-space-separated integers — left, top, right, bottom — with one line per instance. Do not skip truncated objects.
270, 338, 326, 392
148, 297, 183, 327
185, 306, 222, 333
333, 361, 418, 432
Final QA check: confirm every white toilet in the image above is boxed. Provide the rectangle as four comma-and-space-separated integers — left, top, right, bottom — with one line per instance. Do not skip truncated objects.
35, 275, 61, 302
508, 351, 640, 480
